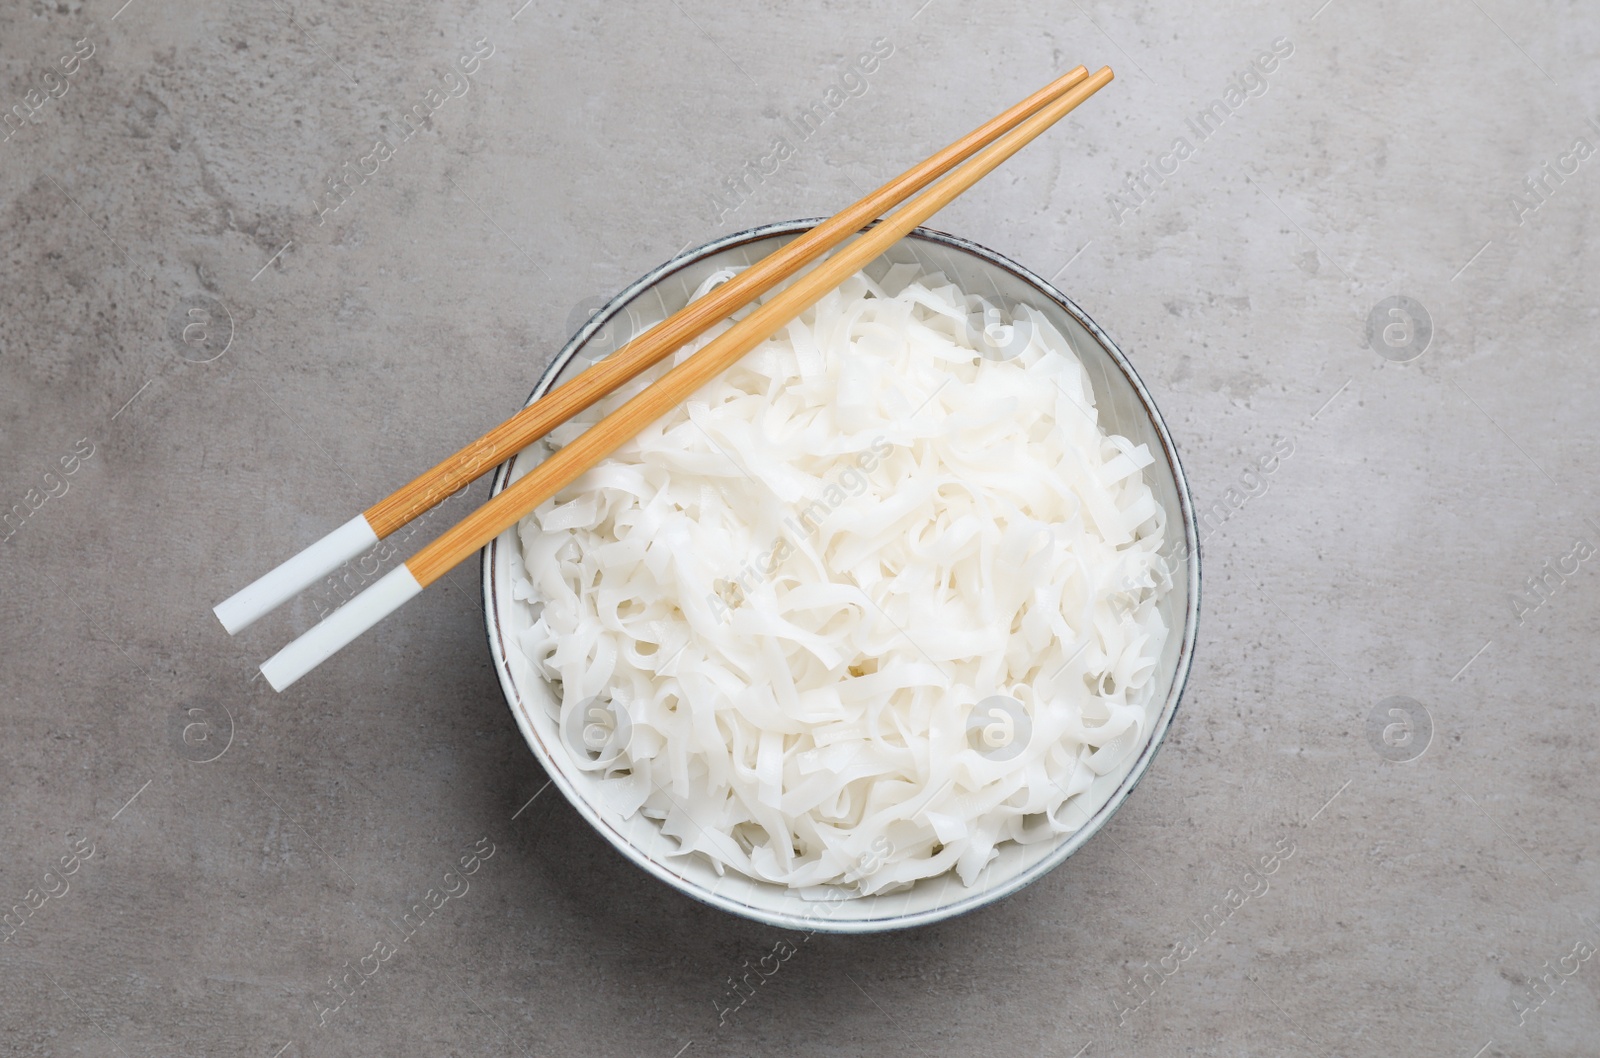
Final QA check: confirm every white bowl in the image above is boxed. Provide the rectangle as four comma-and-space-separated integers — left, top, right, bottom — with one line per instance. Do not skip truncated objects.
482, 221, 1200, 932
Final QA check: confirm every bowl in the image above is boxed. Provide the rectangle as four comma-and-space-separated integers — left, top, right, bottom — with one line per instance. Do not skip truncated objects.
482, 220, 1199, 932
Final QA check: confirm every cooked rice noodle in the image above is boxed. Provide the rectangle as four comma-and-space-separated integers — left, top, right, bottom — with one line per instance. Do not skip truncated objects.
513, 262, 1169, 895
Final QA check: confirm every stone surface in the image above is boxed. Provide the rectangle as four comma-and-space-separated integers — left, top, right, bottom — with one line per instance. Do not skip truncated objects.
2, 1, 1597, 1056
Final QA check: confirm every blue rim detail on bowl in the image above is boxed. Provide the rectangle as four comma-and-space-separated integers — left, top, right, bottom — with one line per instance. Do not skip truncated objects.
482, 219, 1200, 932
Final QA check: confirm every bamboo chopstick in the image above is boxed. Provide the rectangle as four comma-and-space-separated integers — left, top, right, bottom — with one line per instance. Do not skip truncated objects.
213, 66, 1093, 636
259, 66, 1114, 691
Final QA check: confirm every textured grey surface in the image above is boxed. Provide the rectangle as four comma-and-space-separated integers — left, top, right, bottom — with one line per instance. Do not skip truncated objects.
1, 1, 1597, 1056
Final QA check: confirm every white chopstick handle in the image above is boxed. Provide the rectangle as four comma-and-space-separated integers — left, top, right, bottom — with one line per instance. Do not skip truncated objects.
213, 514, 381, 634
259, 565, 423, 691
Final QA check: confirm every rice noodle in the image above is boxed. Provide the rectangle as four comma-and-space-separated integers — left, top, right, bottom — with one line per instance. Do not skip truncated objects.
513, 263, 1170, 895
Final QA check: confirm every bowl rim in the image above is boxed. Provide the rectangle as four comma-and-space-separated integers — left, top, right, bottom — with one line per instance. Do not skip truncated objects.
481, 219, 1201, 932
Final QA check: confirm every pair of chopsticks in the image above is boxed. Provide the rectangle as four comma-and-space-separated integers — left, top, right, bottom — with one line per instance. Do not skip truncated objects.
216, 64, 1115, 690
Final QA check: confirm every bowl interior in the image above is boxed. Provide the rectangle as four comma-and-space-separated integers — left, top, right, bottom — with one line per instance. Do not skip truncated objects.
483, 222, 1198, 932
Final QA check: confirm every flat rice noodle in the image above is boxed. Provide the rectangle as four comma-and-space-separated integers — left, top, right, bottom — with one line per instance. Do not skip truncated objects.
512, 264, 1171, 896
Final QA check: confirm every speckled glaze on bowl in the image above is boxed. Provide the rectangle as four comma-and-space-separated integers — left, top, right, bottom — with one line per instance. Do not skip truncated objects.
482, 220, 1200, 933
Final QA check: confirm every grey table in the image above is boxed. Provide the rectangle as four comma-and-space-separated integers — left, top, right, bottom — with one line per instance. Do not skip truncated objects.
2, 2, 1596, 1056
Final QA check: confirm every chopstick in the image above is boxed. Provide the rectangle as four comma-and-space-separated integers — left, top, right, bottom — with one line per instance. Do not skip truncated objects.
259, 66, 1115, 691
213, 66, 1094, 636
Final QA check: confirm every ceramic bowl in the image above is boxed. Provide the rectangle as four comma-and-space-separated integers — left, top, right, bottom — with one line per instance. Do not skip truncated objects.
482, 220, 1199, 932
